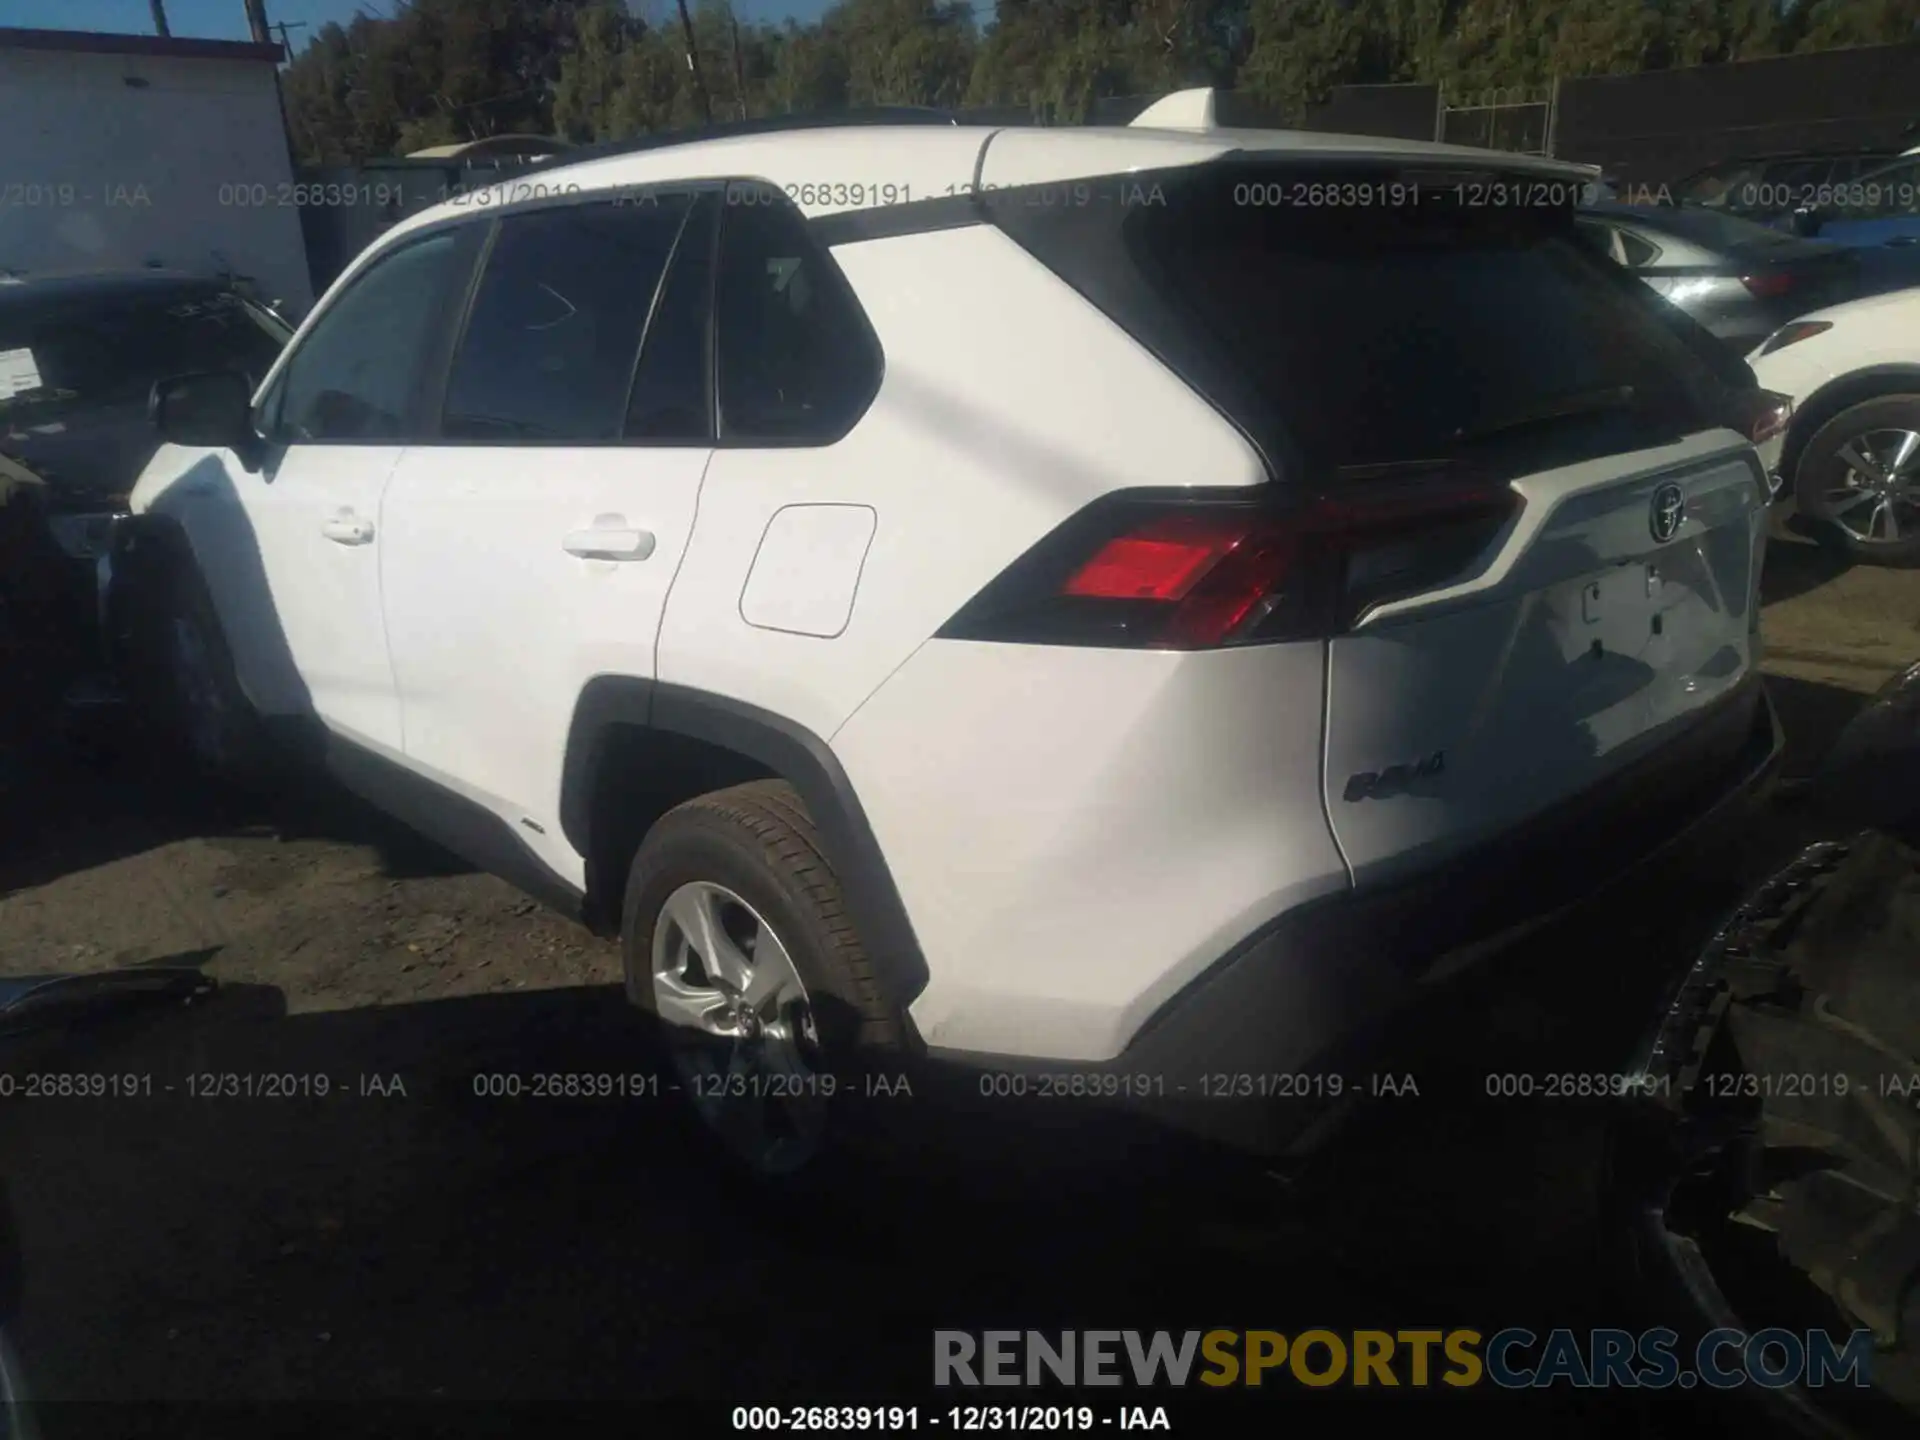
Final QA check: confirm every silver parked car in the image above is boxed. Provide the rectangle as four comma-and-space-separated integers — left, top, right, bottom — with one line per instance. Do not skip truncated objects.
1578, 203, 1862, 357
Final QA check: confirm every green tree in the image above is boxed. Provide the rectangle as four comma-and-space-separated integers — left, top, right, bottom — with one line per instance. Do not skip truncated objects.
554, 1, 646, 140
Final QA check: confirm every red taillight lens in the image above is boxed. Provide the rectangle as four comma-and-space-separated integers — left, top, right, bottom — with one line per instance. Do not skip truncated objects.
939, 482, 1521, 651
1161, 526, 1301, 647
1062, 515, 1255, 601
1062, 512, 1301, 646
1740, 271, 1795, 299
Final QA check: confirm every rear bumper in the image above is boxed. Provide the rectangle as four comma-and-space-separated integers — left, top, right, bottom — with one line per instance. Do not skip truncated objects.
921, 675, 1785, 1157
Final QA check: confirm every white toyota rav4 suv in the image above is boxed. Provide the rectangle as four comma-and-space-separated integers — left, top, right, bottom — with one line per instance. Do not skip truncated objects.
126, 95, 1786, 1176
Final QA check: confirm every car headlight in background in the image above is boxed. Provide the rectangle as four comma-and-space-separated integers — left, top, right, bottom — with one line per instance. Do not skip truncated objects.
44, 511, 126, 561
1756, 320, 1832, 357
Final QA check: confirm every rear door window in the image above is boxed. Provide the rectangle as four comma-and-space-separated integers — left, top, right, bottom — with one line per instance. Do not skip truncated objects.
441, 194, 695, 442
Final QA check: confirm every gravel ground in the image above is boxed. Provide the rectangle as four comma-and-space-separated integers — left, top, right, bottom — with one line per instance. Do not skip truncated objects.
0, 534, 1912, 1433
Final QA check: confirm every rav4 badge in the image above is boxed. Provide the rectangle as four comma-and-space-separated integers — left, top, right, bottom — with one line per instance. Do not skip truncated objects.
1344, 751, 1445, 802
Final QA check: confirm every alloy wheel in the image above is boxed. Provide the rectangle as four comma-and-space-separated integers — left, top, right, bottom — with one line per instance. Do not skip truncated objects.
1816, 427, 1920, 546
649, 880, 827, 1176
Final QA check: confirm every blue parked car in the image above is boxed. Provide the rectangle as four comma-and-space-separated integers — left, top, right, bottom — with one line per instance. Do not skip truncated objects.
1784, 150, 1920, 293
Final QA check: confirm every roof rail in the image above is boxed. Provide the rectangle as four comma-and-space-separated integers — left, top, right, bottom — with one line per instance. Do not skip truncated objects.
520, 107, 963, 177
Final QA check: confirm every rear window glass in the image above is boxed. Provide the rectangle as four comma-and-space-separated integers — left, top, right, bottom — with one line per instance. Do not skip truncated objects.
997, 164, 1741, 477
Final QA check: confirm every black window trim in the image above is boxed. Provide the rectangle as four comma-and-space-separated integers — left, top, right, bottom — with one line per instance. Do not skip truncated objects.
618, 191, 708, 444
250, 174, 887, 453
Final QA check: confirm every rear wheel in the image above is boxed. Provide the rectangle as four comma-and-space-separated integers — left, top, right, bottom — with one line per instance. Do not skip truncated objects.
620, 781, 898, 1179
1792, 395, 1920, 566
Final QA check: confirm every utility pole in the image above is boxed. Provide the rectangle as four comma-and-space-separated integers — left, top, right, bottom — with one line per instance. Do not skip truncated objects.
728, 6, 748, 121
150, 0, 171, 36
674, 0, 713, 126
270, 21, 308, 57
242, 0, 273, 46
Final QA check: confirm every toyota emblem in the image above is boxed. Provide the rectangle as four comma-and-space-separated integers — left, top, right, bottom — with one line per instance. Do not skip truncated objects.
1650, 483, 1685, 543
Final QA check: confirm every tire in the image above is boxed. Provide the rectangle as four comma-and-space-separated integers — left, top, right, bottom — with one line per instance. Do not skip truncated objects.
143, 558, 271, 792
621, 780, 899, 1180
1791, 393, 1920, 567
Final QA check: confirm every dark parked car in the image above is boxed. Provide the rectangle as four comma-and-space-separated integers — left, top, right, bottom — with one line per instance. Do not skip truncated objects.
1672, 149, 1901, 222
1779, 151, 1920, 295
0, 272, 290, 697
1576, 203, 1863, 357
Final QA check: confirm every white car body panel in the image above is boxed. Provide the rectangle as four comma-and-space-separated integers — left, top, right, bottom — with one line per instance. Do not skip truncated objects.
130, 439, 406, 751
377, 444, 713, 886
834, 640, 1346, 1061
1327, 432, 1764, 888
654, 223, 1265, 743
1748, 284, 1920, 403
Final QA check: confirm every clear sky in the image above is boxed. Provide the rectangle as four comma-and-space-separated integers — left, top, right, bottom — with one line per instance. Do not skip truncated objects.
0, 0, 838, 43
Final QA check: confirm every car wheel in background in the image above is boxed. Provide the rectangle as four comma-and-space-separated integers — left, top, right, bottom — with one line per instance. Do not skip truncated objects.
1792, 394, 1920, 566
620, 781, 900, 1181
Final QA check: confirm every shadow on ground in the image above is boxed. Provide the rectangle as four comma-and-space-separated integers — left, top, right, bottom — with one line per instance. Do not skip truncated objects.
1762, 530, 1853, 608
0, 962, 1696, 1430
0, 708, 475, 901
1765, 673, 1873, 780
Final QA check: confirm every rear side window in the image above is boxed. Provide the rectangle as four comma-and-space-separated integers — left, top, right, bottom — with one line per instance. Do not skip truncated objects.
1682, 161, 1765, 208
1616, 229, 1660, 267
1836, 158, 1920, 218
273, 229, 468, 443
714, 194, 880, 443
442, 195, 694, 442
995, 164, 1743, 478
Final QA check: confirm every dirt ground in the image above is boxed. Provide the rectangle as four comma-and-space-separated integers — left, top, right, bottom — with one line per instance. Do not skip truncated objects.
0, 531, 1913, 1431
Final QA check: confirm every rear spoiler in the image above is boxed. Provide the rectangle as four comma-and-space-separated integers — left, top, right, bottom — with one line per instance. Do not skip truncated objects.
1130, 88, 1219, 131
1126, 85, 1599, 187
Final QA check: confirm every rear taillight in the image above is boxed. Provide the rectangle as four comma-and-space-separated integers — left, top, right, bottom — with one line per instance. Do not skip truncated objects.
1731, 388, 1793, 445
1740, 271, 1796, 299
938, 482, 1523, 650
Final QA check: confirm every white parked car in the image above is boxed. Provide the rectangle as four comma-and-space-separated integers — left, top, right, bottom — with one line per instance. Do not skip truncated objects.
1749, 285, 1920, 565
123, 96, 1786, 1176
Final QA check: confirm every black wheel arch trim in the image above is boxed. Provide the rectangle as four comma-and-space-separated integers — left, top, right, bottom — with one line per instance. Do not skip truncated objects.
560, 677, 932, 1009
109, 510, 221, 666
